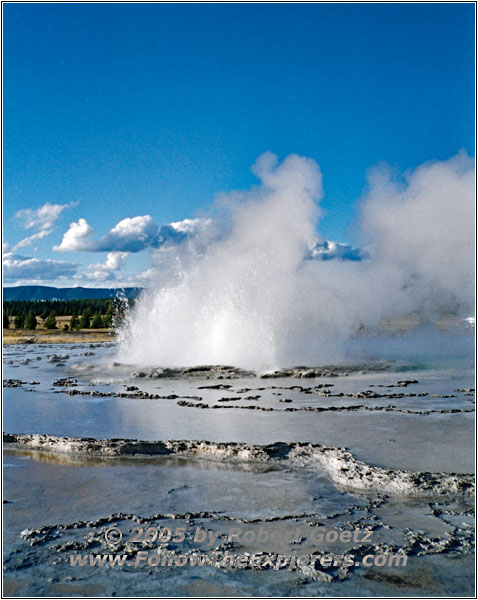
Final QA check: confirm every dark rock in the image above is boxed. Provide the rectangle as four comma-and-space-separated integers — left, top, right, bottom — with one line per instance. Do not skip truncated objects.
3, 379, 25, 387
52, 378, 78, 387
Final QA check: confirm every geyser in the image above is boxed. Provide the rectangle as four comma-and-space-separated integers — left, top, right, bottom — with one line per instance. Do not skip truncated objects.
117, 151, 474, 370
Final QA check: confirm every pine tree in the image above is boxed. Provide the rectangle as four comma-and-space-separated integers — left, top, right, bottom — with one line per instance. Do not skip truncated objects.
103, 300, 114, 327
91, 313, 104, 329
79, 307, 91, 329
44, 312, 57, 329
3, 310, 10, 329
70, 313, 80, 331
25, 310, 38, 330
14, 314, 25, 329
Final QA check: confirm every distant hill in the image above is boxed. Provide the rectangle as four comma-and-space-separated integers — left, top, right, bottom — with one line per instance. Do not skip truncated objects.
3, 285, 142, 301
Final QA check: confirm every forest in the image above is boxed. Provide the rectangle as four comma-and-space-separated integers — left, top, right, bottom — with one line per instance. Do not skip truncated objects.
3, 297, 135, 330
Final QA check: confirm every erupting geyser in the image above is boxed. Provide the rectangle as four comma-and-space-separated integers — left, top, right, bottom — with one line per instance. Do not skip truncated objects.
117, 152, 474, 370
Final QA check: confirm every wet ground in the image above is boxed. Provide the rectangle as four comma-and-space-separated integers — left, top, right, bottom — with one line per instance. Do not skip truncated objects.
3, 340, 475, 597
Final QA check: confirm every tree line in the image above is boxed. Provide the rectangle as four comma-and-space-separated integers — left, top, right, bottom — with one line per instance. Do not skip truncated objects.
3, 298, 134, 330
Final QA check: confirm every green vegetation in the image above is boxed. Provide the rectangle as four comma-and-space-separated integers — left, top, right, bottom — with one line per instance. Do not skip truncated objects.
25, 310, 38, 330
14, 314, 25, 329
43, 312, 58, 329
103, 301, 115, 327
3, 297, 133, 330
79, 307, 91, 329
91, 313, 104, 329
69, 313, 80, 331
3, 297, 135, 319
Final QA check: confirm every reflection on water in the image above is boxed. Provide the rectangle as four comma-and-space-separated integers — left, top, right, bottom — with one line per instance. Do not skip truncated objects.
4, 448, 280, 473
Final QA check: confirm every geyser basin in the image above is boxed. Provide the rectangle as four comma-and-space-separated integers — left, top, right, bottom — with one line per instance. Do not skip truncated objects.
3, 341, 475, 596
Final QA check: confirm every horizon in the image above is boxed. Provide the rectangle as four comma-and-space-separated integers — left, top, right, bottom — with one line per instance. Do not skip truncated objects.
3, 283, 141, 289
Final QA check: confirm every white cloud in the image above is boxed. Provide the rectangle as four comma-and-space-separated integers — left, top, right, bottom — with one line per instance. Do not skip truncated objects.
135, 268, 157, 283
78, 270, 117, 282
308, 239, 367, 261
170, 218, 211, 235
16, 202, 75, 231
81, 252, 129, 281
13, 229, 53, 251
54, 216, 158, 253
3, 252, 77, 280
152, 217, 214, 247
53, 218, 95, 252
99, 216, 158, 252
54, 213, 219, 256
13, 201, 76, 250
105, 252, 129, 270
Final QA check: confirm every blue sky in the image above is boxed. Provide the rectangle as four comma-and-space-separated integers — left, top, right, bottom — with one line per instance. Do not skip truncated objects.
3, 3, 475, 287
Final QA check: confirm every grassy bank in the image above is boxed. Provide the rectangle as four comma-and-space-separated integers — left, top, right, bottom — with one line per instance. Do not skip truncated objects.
3, 314, 114, 344
3, 328, 113, 344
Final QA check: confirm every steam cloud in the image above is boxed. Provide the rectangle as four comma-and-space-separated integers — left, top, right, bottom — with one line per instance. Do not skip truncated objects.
117, 151, 474, 370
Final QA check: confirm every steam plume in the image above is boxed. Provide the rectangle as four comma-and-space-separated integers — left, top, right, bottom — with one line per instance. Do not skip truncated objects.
117, 151, 474, 370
